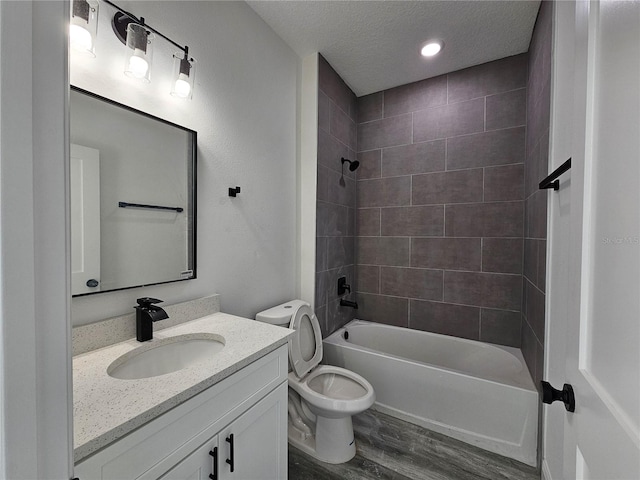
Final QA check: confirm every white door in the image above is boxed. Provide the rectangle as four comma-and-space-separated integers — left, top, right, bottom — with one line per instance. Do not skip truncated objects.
70, 143, 101, 294
544, 1, 640, 479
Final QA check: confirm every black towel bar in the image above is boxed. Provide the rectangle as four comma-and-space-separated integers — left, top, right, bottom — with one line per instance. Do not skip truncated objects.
118, 201, 183, 213
539, 158, 571, 191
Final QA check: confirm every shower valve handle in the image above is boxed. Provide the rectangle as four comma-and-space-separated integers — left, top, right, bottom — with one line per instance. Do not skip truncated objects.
337, 276, 351, 295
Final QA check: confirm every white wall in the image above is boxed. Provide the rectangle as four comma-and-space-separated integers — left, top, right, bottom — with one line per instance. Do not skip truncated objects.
1, 2, 73, 477
297, 53, 318, 305
71, 1, 299, 325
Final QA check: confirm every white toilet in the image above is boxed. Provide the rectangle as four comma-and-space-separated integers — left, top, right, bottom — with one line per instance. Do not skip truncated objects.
256, 300, 375, 464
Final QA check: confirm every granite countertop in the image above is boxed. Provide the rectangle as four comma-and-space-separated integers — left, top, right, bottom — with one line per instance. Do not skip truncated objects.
73, 312, 291, 463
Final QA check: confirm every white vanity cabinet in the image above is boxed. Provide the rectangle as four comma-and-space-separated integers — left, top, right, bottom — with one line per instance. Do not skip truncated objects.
74, 345, 288, 480
161, 384, 286, 480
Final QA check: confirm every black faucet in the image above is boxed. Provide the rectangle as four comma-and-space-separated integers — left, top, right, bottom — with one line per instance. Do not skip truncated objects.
340, 299, 359, 309
135, 297, 169, 342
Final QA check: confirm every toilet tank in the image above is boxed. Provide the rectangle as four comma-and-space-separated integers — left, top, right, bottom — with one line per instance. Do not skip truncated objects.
255, 299, 309, 326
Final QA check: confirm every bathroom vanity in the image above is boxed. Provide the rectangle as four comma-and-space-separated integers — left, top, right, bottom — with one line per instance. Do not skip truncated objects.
73, 312, 291, 479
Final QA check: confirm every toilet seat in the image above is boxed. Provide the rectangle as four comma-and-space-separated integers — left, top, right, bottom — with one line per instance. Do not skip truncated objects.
288, 303, 323, 379
288, 365, 375, 418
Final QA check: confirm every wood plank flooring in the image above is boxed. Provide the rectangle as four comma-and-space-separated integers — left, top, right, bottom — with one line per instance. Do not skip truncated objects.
288, 409, 540, 480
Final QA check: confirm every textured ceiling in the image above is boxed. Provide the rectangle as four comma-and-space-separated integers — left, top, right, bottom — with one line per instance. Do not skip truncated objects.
247, 1, 541, 96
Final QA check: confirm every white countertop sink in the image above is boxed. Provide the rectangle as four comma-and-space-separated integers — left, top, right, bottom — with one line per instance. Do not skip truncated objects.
73, 312, 292, 463
107, 334, 226, 380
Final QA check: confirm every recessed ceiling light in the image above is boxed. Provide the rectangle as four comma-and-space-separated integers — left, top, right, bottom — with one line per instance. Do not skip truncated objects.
421, 40, 444, 57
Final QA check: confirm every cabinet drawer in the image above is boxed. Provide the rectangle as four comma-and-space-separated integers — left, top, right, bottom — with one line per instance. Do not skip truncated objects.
75, 345, 287, 480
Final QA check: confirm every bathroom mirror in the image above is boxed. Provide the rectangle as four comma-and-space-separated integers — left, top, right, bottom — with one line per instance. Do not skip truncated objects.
70, 86, 196, 296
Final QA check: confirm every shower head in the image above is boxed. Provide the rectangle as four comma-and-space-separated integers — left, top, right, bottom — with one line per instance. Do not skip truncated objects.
341, 157, 360, 172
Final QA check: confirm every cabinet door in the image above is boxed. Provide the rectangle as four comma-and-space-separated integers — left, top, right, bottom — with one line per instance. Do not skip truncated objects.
159, 436, 219, 480
219, 383, 287, 480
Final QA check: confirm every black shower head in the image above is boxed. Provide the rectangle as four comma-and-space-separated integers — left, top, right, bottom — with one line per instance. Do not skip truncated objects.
341, 157, 360, 172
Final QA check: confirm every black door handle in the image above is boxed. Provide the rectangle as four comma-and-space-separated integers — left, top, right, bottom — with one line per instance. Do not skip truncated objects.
541, 381, 575, 412
86, 278, 99, 288
209, 446, 218, 480
226, 434, 234, 472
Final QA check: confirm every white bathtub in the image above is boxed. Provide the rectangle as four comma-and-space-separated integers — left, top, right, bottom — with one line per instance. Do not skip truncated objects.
322, 320, 538, 466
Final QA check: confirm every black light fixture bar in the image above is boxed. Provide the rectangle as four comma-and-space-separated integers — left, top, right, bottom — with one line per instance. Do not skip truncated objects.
539, 158, 572, 191
102, 0, 188, 54
119, 201, 184, 213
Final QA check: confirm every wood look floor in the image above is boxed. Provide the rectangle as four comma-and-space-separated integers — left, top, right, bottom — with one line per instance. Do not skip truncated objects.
288, 409, 540, 480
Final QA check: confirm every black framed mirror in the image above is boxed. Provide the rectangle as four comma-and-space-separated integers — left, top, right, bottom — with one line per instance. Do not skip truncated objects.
70, 86, 197, 296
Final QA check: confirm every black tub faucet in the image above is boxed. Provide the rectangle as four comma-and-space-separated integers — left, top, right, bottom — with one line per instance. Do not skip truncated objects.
135, 297, 169, 342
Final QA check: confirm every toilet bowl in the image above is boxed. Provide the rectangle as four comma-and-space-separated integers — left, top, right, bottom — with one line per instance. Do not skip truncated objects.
256, 300, 375, 464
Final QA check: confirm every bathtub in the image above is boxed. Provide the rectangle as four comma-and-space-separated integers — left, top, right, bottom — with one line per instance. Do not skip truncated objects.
322, 320, 538, 466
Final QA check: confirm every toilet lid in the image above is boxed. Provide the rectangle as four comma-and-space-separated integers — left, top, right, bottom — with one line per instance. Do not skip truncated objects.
288, 304, 322, 379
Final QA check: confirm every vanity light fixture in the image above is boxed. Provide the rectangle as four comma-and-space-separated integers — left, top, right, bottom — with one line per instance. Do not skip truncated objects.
81, 0, 198, 98
170, 48, 196, 99
123, 21, 154, 82
420, 40, 444, 57
70, 0, 99, 56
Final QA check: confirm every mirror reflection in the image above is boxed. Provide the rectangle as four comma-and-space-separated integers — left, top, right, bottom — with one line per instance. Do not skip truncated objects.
70, 87, 196, 296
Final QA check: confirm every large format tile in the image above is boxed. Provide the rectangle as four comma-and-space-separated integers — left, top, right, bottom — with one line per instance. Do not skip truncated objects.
480, 309, 522, 347
411, 237, 481, 271
317, 201, 349, 237
357, 265, 380, 294
330, 100, 357, 149
523, 238, 538, 283
357, 237, 410, 267
446, 127, 525, 170
357, 208, 381, 236
412, 169, 483, 205
380, 206, 444, 237
326, 236, 355, 270
413, 98, 485, 142
445, 201, 524, 237
484, 164, 525, 202
319, 54, 356, 118
356, 293, 409, 327
485, 88, 527, 131
357, 150, 382, 180
318, 90, 331, 133
381, 140, 445, 177
447, 53, 528, 103
357, 176, 411, 208
482, 238, 523, 274
525, 279, 545, 342
326, 167, 356, 207
444, 271, 522, 310
358, 114, 412, 151
380, 267, 443, 301
383, 75, 447, 117
409, 300, 480, 340
318, 128, 350, 173
358, 92, 383, 123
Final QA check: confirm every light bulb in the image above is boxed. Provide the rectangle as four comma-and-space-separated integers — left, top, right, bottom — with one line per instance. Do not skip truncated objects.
70, 24, 93, 53
126, 49, 149, 79
172, 74, 191, 98
421, 41, 444, 57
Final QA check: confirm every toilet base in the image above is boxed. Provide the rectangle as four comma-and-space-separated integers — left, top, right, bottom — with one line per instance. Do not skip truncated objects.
288, 415, 356, 464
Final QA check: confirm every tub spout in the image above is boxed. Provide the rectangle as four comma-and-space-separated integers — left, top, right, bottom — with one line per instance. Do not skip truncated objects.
340, 299, 358, 309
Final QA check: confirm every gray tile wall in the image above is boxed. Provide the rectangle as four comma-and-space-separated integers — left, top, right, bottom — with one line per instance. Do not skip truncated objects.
355, 54, 528, 348
316, 55, 358, 337
522, 0, 552, 389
